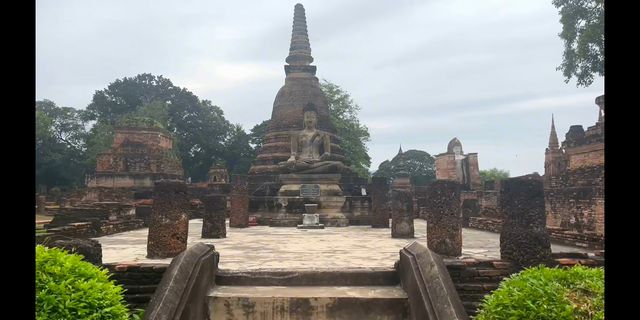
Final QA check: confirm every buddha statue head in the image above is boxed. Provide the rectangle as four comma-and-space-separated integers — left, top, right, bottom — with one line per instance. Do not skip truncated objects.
303, 103, 318, 130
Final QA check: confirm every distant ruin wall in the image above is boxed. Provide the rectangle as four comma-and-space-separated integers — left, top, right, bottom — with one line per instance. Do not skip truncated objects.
545, 165, 604, 236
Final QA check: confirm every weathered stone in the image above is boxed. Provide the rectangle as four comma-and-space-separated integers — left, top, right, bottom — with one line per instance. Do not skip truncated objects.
461, 198, 480, 227
229, 175, 249, 228
544, 98, 604, 240
499, 176, 552, 268
398, 242, 468, 320
147, 180, 189, 259
84, 125, 184, 203
37, 195, 47, 215
202, 194, 227, 238
391, 189, 414, 238
371, 177, 390, 228
425, 180, 462, 257
45, 236, 103, 265
145, 243, 219, 320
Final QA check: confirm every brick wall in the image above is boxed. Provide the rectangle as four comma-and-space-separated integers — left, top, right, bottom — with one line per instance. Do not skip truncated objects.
545, 165, 604, 236
104, 263, 169, 311
468, 217, 603, 249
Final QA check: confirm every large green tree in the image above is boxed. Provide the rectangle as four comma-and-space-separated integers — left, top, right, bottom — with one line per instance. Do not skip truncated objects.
320, 80, 371, 178
82, 73, 233, 181
373, 149, 436, 186
36, 100, 88, 190
223, 124, 255, 174
552, 0, 604, 87
479, 168, 510, 182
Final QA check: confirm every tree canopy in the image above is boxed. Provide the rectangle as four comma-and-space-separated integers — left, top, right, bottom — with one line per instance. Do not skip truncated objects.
320, 80, 371, 178
82, 73, 233, 180
479, 168, 510, 182
373, 149, 436, 186
36, 100, 88, 190
552, 0, 604, 87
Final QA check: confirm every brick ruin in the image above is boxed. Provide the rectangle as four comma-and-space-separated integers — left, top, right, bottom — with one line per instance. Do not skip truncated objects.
84, 123, 184, 203
435, 138, 481, 190
245, 3, 369, 226
544, 95, 604, 247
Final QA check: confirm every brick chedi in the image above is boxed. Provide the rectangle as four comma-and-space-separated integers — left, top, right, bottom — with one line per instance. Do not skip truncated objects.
147, 180, 189, 258
435, 138, 481, 190
85, 118, 183, 202
425, 180, 462, 257
500, 175, 552, 269
247, 3, 349, 188
544, 95, 604, 240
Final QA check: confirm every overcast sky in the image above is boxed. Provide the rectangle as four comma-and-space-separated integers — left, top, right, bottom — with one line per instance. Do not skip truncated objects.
36, 0, 604, 176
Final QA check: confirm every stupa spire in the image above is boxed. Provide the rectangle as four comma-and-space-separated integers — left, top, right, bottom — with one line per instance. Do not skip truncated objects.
548, 114, 559, 150
286, 4, 314, 66
398, 144, 403, 155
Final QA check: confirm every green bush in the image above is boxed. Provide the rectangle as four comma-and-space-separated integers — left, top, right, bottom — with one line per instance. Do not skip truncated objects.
35, 245, 129, 320
475, 265, 604, 320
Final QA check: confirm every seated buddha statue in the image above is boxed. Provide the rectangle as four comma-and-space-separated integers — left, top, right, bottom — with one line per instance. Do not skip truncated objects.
278, 104, 350, 174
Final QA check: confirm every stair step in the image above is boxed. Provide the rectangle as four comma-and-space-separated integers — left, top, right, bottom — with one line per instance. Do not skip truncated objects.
216, 268, 399, 286
208, 285, 409, 320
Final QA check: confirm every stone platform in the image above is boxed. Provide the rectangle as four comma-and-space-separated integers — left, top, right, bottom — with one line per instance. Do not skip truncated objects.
95, 219, 594, 270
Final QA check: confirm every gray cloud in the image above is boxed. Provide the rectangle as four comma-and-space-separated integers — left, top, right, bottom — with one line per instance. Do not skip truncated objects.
36, 0, 604, 176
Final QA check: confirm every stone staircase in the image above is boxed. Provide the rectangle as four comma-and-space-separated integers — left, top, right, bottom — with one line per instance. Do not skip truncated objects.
208, 268, 410, 320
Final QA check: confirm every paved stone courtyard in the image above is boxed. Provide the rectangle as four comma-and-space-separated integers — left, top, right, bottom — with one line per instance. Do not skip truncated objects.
96, 219, 593, 270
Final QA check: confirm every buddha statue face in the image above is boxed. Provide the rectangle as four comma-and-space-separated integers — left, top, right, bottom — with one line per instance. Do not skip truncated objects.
453, 145, 462, 156
303, 111, 317, 130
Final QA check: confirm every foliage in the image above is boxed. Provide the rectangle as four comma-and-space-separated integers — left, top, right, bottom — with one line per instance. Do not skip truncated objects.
320, 80, 371, 178
223, 124, 255, 174
82, 73, 233, 181
36, 100, 89, 190
475, 265, 604, 320
249, 119, 270, 151
83, 122, 115, 174
552, 0, 604, 87
479, 168, 510, 182
36, 245, 129, 320
373, 149, 436, 185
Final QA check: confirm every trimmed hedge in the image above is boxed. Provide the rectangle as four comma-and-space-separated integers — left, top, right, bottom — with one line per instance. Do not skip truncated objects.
475, 265, 604, 320
35, 245, 129, 320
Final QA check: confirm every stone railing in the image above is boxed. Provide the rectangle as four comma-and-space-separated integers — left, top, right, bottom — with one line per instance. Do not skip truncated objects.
397, 241, 468, 320
144, 243, 219, 320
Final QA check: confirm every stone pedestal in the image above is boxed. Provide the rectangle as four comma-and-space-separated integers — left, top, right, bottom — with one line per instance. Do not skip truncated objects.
297, 213, 325, 229
273, 174, 349, 227
425, 181, 462, 257
202, 194, 227, 238
500, 176, 552, 268
230, 175, 249, 228
147, 180, 189, 258
371, 177, 390, 228
391, 189, 414, 238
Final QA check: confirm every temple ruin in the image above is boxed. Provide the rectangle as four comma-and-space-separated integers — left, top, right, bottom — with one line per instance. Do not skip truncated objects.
84, 120, 184, 202
247, 3, 368, 227
544, 95, 604, 247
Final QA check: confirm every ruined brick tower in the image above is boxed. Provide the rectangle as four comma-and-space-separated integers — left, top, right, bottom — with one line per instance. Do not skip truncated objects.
248, 3, 348, 190
544, 95, 604, 239
435, 138, 481, 190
